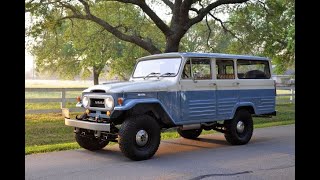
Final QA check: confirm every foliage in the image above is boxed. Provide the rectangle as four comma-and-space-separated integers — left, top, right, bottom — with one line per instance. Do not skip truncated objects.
26, 0, 251, 54
27, 2, 163, 82
226, 0, 295, 74
26, 0, 294, 79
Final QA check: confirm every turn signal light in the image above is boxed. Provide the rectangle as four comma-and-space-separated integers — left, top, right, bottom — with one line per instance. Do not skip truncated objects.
76, 96, 81, 102
106, 111, 111, 116
118, 98, 124, 106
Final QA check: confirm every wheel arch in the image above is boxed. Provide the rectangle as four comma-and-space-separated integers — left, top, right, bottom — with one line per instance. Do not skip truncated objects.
116, 100, 175, 128
231, 103, 256, 119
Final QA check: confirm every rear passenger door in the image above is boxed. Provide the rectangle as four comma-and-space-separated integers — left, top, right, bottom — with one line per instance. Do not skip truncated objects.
215, 59, 239, 119
236, 59, 275, 114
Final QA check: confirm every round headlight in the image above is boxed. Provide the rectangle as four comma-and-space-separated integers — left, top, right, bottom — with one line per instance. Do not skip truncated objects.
82, 96, 89, 108
105, 97, 114, 109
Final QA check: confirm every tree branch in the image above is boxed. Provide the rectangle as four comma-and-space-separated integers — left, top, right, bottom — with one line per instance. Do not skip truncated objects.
189, 7, 199, 14
208, 13, 254, 54
205, 15, 212, 50
161, 0, 174, 10
138, 2, 173, 36
107, 0, 172, 36
59, 1, 161, 54
78, 0, 91, 15
188, 0, 249, 28
180, 0, 196, 24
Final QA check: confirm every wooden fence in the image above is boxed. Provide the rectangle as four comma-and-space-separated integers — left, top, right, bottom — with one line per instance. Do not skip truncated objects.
25, 88, 85, 114
276, 86, 295, 104
25, 86, 295, 114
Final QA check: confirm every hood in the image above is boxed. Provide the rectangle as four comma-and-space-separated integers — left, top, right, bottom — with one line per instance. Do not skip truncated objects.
83, 79, 176, 93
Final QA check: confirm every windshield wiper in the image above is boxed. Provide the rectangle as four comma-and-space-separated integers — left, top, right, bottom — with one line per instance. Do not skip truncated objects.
158, 72, 176, 78
143, 72, 160, 79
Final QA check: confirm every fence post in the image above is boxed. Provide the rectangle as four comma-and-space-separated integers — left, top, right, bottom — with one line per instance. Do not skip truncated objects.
290, 87, 294, 103
61, 89, 66, 109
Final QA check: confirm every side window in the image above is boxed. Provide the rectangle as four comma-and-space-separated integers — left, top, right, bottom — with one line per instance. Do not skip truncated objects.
191, 59, 212, 80
181, 58, 211, 80
182, 60, 191, 79
237, 60, 271, 79
216, 59, 235, 79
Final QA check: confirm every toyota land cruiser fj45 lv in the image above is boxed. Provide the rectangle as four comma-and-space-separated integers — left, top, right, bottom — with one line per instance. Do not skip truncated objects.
64, 52, 276, 161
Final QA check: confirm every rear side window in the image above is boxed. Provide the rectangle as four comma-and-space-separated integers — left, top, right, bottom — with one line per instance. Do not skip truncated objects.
237, 60, 271, 79
216, 59, 235, 79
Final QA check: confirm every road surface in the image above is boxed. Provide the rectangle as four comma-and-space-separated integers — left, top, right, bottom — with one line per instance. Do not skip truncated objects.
26, 125, 295, 180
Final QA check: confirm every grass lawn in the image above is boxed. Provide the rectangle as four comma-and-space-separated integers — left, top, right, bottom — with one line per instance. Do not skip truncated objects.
25, 103, 295, 155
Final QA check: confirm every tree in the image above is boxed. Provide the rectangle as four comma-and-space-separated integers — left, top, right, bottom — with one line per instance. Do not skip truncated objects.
26, 0, 250, 54
225, 0, 295, 73
180, 19, 234, 52
27, 3, 159, 84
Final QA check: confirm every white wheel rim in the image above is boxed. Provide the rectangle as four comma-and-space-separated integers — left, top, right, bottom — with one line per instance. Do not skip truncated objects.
236, 121, 245, 133
136, 130, 149, 146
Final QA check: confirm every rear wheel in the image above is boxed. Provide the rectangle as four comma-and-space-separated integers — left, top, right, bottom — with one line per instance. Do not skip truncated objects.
118, 115, 161, 161
177, 128, 202, 139
224, 109, 253, 145
75, 130, 109, 151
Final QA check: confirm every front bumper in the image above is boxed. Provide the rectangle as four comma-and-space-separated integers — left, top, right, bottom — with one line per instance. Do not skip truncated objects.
65, 118, 110, 132
63, 108, 110, 132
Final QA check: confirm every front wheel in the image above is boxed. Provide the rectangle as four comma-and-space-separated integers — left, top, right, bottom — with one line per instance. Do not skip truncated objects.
118, 115, 161, 161
224, 109, 253, 145
177, 128, 202, 139
75, 130, 109, 151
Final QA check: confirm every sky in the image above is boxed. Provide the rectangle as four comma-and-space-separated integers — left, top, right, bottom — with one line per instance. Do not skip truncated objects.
25, 50, 34, 72
25, 12, 35, 73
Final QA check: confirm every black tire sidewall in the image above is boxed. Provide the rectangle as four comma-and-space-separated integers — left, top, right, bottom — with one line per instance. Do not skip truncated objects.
224, 109, 253, 145
119, 115, 160, 161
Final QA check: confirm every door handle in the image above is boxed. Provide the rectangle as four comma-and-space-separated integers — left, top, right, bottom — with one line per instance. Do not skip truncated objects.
209, 83, 217, 86
233, 82, 240, 86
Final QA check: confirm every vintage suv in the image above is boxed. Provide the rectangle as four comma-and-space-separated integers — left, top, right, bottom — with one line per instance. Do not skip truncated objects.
64, 52, 276, 161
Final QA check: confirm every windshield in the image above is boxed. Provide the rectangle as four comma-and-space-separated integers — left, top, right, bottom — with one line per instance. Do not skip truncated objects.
132, 58, 182, 78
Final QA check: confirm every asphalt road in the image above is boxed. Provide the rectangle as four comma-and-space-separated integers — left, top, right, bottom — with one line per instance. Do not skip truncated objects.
25, 125, 295, 180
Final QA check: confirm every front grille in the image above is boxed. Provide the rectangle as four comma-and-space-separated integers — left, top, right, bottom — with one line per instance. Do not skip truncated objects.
90, 98, 105, 108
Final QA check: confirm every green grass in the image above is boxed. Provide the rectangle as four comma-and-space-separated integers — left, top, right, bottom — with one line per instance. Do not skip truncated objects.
25, 104, 294, 155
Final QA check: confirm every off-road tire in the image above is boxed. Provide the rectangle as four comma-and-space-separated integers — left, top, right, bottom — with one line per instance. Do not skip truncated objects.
118, 115, 161, 161
224, 109, 253, 145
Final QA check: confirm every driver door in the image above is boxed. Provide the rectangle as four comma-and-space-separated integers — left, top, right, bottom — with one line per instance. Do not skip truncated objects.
179, 58, 217, 123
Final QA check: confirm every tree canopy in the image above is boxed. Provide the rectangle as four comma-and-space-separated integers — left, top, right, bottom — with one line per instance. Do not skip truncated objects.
26, 0, 295, 83
226, 0, 295, 73
26, 0, 250, 54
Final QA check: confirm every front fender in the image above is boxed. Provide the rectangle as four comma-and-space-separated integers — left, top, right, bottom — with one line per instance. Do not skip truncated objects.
114, 98, 162, 111
114, 98, 176, 125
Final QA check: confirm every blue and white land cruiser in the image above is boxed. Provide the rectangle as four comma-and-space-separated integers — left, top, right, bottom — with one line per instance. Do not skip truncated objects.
64, 52, 276, 161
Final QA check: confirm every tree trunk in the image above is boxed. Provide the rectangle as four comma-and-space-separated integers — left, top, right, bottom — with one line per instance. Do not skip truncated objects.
164, 31, 187, 53
93, 66, 100, 85
164, 36, 180, 53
